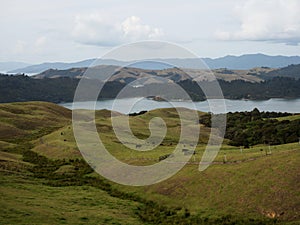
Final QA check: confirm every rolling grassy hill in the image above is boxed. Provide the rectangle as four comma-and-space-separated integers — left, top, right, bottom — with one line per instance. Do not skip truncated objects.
34, 66, 263, 83
0, 101, 71, 142
0, 101, 299, 224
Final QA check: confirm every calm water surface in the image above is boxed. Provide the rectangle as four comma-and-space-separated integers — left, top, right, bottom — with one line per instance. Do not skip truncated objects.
60, 98, 300, 114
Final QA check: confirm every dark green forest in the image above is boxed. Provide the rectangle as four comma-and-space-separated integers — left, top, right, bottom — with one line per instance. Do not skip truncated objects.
261, 64, 300, 79
0, 74, 126, 103
178, 77, 300, 100
199, 109, 300, 147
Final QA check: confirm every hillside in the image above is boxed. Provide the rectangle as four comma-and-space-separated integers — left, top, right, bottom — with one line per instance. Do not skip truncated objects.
262, 64, 300, 79
0, 101, 71, 142
31, 63, 300, 83
0, 102, 299, 224
33, 65, 264, 83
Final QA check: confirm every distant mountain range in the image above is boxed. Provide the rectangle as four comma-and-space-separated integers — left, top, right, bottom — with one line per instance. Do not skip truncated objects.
203, 54, 300, 70
4, 54, 300, 74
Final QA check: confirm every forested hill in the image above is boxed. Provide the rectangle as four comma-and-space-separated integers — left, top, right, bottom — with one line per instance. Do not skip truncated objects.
1, 74, 300, 103
261, 64, 300, 79
178, 77, 300, 101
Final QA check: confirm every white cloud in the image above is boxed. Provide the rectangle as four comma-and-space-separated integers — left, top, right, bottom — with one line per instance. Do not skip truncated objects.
72, 14, 163, 46
215, 0, 300, 45
122, 16, 163, 40
2, 0, 300, 62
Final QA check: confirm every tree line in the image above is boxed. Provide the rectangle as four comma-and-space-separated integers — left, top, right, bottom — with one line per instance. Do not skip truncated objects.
178, 77, 300, 101
199, 109, 300, 147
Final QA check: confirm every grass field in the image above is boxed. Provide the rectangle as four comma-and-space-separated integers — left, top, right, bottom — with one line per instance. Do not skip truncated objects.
0, 174, 143, 225
119, 147, 300, 220
0, 101, 299, 224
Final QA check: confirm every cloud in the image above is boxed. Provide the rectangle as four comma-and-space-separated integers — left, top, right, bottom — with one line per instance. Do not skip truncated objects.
121, 16, 163, 40
215, 0, 300, 45
72, 14, 163, 46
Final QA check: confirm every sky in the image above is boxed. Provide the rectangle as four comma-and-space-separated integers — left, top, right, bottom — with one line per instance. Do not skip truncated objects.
1, 0, 300, 63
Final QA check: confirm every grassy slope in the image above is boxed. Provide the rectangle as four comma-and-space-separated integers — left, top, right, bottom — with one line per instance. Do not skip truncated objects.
0, 102, 143, 225
0, 174, 143, 225
0, 101, 71, 143
0, 102, 299, 224
128, 147, 300, 220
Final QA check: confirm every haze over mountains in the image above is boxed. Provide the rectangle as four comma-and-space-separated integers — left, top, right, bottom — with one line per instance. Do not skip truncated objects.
4, 53, 300, 74
0, 61, 31, 72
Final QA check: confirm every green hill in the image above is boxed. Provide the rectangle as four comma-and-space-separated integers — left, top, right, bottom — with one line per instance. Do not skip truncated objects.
0, 101, 71, 143
0, 101, 299, 224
